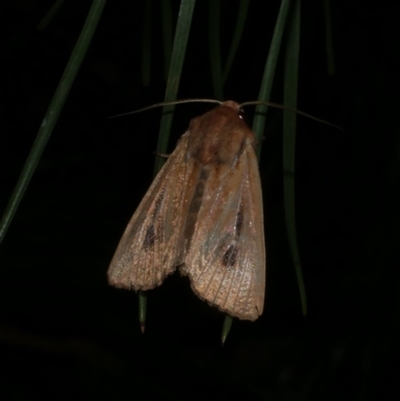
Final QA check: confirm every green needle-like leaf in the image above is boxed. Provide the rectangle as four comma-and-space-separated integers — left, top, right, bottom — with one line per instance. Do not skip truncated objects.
0, 0, 107, 244
208, 0, 223, 100
252, 0, 291, 148
222, 0, 249, 84
141, 0, 153, 87
36, 0, 66, 31
221, 314, 233, 345
283, 0, 307, 316
323, 0, 335, 76
152, 0, 196, 176
161, 0, 173, 81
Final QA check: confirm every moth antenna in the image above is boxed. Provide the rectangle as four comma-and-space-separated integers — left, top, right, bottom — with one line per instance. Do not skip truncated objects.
109, 99, 223, 119
240, 100, 343, 131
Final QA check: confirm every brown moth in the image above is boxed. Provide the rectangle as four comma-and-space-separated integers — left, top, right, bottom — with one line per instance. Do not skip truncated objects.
107, 100, 265, 321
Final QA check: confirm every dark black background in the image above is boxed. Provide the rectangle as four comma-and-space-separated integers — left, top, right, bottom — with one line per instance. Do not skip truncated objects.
1, 1, 399, 400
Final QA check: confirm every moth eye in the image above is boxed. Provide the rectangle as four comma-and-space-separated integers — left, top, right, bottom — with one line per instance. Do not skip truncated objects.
222, 244, 238, 268
143, 225, 156, 250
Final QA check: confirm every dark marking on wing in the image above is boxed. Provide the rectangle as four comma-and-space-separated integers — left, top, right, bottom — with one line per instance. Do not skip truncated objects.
235, 203, 243, 237
142, 190, 165, 251
222, 244, 238, 268
152, 189, 165, 217
143, 225, 156, 250
220, 203, 243, 268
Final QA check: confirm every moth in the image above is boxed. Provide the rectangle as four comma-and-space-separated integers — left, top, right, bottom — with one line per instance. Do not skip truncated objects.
107, 100, 265, 321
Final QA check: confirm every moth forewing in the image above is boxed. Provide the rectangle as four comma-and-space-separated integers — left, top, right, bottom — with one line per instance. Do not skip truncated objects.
107, 132, 194, 290
238, 146, 265, 319
180, 103, 265, 321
